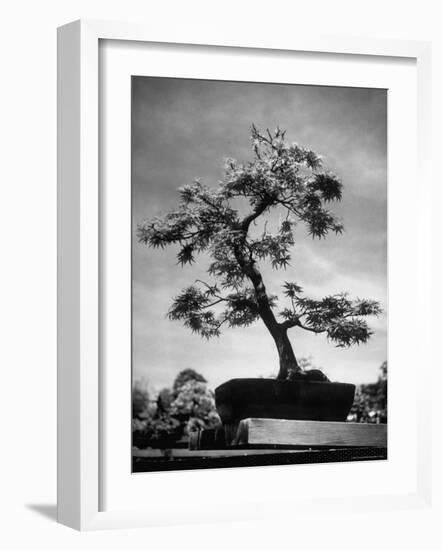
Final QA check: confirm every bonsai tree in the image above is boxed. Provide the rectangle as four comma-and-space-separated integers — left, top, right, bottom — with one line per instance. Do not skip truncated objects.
138, 126, 382, 381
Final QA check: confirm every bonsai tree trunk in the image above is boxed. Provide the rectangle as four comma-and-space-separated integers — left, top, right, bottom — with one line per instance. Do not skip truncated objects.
260, 313, 300, 380
274, 328, 299, 380
234, 246, 301, 380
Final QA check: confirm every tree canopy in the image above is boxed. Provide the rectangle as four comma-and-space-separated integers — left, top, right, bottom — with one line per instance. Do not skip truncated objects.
138, 126, 382, 378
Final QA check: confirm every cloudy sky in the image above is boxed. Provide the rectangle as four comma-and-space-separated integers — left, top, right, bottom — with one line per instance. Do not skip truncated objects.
132, 77, 387, 392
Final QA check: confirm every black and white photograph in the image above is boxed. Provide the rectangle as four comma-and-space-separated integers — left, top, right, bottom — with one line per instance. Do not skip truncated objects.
131, 76, 388, 472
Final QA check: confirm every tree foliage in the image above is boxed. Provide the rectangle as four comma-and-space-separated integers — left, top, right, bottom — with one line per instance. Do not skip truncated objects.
132, 370, 220, 449
138, 126, 382, 377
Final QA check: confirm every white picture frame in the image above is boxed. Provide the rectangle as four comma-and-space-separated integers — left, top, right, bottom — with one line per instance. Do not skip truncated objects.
57, 19, 432, 531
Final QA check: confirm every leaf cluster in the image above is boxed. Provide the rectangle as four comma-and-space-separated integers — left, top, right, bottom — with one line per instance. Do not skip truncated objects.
280, 283, 382, 347
167, 282, 270, 338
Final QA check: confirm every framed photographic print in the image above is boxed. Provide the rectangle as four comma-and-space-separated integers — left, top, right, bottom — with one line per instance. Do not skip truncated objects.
130, 75, 388, 472
57, 20, 432, 530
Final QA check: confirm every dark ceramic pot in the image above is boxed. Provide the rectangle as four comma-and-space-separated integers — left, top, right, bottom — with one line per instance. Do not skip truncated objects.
215, 378, 355, 425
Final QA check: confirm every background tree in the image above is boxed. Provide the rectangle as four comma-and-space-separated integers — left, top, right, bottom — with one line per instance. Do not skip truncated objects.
172, 368, 207, 393
347, 361, 387, 423
132, 379, 151, 420
132, 369, 220, 449
132, 380, 180, 449
138, 126, 382, 380
169, 379, 220, 436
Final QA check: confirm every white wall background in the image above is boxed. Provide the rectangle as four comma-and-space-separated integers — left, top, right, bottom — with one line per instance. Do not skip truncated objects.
0, 1, 441, 548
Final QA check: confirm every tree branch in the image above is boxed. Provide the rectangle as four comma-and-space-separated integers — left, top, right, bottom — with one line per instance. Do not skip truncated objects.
200, 299, 225, 309
240, 198, 273, 232
279, 319, 299, 330
198, 194, 223, 215
194, 279, 257, 311
297, 321, 326, 334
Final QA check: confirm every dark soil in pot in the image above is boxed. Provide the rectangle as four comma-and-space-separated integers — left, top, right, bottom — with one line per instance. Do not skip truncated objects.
215, 378, 355, 426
